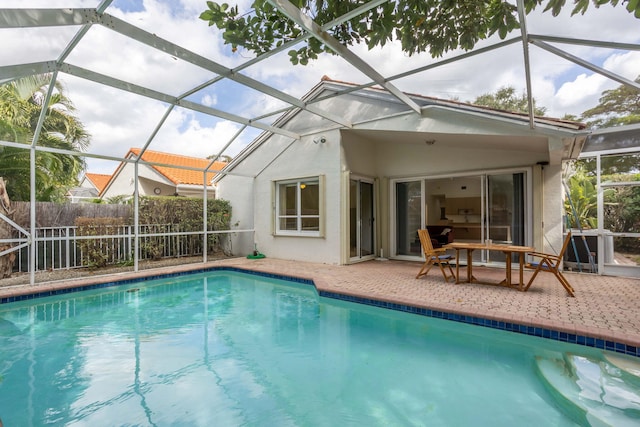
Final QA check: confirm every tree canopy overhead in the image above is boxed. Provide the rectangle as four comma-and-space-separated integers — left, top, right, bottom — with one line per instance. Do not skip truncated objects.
471, 86, 547, 116
580, 75, 640, 128
201, 0, 639, 65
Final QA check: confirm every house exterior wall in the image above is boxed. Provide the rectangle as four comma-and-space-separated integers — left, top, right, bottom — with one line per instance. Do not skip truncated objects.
79, 177, 97, 191
175, 187, 216, 198
101, 162, 163, 199
216, 175, 254, 254
67, 177, 99, 203
218, 87, 576, 264
339, 114, 567, 259
540, 164, 565, 254
218, 131, 343, 262
222, 133, 565, 263
101, 162, 214, 200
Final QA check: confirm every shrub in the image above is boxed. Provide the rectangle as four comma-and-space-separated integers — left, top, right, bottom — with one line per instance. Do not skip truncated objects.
75, 217, 127, 269
137, 197, 234, 255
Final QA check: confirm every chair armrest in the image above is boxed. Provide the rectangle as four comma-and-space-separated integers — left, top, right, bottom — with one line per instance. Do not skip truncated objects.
527, 252, 562, 266
528, 251, 546, 258
528, 251, 560, 260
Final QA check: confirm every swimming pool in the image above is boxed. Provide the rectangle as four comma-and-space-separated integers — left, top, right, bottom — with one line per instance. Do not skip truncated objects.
0, 270, 638, 426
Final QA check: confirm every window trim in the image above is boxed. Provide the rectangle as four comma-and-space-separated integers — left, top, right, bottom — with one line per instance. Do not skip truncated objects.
273, 175, 325, 237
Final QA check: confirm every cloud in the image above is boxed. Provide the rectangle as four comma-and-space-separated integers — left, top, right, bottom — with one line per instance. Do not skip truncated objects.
3, 0, 639, 176
544, 51, 640, 117
201, 93, 217, 107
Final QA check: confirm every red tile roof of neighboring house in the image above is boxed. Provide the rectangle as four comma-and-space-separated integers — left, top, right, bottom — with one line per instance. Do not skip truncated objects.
85, 173, 111, 193
128, 148, 226, 186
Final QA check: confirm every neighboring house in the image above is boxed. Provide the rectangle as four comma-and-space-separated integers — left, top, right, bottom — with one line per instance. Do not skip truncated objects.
215, 78, 589, 266
67, 172, 111, 203
99, 148, 225, 200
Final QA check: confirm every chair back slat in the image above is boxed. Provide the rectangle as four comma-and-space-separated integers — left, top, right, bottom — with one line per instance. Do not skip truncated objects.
418, 229, 436, 255
416, 229, 455, 282
558, 231, 573, 258
524, 230, 575, 296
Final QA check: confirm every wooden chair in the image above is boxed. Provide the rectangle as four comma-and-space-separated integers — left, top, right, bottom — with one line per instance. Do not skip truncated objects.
523, 231, 575, 297
416, 229, 455, 282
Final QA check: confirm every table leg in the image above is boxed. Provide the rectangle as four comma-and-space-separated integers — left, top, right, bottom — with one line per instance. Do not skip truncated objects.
467, 249, 474, 283
455, 249, 461, 284
518, 252, 525, 291
505, 251, 512, 287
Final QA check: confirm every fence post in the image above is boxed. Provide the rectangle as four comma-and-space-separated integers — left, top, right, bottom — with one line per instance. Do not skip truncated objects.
65, 226, 70, 269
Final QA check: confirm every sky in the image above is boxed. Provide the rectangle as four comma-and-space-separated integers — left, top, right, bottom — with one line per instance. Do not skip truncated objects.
2, 0, 639, 175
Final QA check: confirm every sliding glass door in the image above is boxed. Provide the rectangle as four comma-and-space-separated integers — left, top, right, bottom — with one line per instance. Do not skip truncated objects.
487, 173, 524, 246
350, 178, 375, 260
393, 171, 527, 261
395, 181, 422, 256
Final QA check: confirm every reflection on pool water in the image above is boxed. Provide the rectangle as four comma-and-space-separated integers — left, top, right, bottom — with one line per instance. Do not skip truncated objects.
0, 271, 638, 426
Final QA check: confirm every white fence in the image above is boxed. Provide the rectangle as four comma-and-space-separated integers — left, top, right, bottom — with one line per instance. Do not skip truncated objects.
12, 224, 240, 273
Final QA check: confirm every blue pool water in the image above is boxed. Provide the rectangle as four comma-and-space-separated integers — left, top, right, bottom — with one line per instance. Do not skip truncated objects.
0, 271, 637, 426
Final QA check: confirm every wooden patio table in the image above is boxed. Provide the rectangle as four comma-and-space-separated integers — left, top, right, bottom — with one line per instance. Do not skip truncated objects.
443, 242, 534, 291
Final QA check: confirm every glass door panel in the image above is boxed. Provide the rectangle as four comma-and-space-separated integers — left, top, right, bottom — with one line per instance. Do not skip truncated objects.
350, 180, 357, 258
487, 173, 524, 245
350, 179, 375, 260
360, 181, 374, 257
394, 173, 526, 261
395, 181, 422, 256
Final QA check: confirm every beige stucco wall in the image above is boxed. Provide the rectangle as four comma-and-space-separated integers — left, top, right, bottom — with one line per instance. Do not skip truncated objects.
218, 90, 574, 264
341, 124, 567, 259
219, 131, 344, 262
539, 164, 565, 254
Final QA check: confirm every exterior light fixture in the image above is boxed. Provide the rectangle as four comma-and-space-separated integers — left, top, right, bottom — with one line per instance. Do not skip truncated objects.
300, 183, 306, 189
425, 139, 436, 145
313, 136, 327, 144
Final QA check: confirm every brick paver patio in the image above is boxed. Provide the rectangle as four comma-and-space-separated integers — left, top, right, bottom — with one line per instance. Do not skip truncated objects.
2, 257, 639, 350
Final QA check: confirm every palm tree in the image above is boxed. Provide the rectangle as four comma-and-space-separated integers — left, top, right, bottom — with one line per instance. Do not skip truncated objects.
0, 75, 90, 201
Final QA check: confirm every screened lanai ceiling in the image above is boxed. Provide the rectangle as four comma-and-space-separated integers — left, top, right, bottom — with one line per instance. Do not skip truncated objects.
1, 0, 639, 179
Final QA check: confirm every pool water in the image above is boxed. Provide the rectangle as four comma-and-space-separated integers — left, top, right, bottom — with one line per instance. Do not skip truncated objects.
0, 271, 636, 426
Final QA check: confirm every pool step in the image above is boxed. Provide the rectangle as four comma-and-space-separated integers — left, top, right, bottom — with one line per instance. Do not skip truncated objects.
603, 352, 640, 389
534, 353, 640, 426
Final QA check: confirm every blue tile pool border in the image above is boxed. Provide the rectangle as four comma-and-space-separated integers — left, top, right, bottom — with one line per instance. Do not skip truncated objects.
318, 290, 639, 359
1, 266, 637, 358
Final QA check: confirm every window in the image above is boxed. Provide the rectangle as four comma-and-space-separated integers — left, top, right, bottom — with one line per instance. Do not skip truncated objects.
275, 177, 323, 236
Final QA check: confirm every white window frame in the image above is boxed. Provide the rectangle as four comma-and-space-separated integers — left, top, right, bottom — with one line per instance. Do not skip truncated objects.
273, 176, 325, 237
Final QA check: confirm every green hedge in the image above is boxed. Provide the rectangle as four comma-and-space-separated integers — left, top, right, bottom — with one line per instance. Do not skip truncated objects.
137, 196, 234, 258
75, 197, 234, 268
75, 217, 127, 269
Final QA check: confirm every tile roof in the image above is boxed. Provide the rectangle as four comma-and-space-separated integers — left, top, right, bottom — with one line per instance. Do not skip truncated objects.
84, 173, 111, 193
128, 148, 225, 186
319, 76, 587, 130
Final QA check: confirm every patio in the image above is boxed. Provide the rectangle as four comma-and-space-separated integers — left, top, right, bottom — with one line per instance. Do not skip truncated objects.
2, 257, 639, 352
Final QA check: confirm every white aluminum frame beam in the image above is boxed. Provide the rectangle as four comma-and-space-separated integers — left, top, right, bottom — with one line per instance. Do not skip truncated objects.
309, 37, 522, 109
0, 61, 298, 139
98, 12, 352, 128
0, 139, 255, 178
59, 62, 301, 139
1, 2, 639, 284
528, 34, 640, 51
267, 0, 422, 114
233, 0, 388, 73
0, 8, 352, 129
517, 0, 536, 129
531, 40, 640, 91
